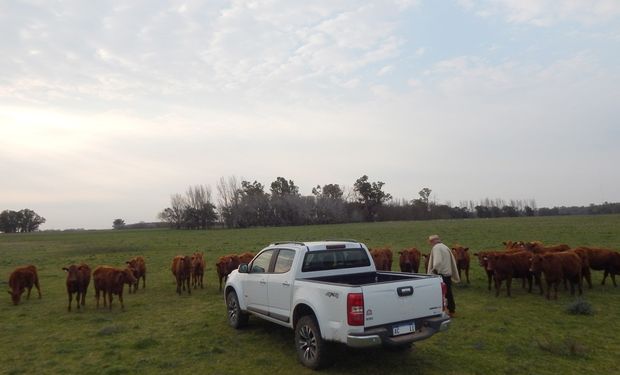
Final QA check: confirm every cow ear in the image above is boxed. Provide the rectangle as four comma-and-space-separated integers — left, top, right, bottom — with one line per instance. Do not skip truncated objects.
464, 248, 469, 252
62, 267, 69, 272
125, 261, 130, 265
398, 251, 403, 255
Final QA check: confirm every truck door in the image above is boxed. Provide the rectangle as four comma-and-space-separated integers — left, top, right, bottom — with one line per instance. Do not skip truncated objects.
267, 249, 296, 323
242, 249, 275, 316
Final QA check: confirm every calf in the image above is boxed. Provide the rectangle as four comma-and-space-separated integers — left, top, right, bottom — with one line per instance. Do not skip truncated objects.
370, 247, 393, 271
125, 256, 146, 293
93, 266, 137, 310
172, 255, 192, 295
486, 251, 533, 297
7, 265, 41, 305
530, 252, 582, 300
62, 263, 91, 311
451, 245, 471, 284
398, 248, 421, 273
216, 254, 240, 292
191, 252, 206, 289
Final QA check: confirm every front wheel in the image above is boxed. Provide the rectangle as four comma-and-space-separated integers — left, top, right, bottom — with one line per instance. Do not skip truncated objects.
295, 315, 333, 370
226, 290, 248, 329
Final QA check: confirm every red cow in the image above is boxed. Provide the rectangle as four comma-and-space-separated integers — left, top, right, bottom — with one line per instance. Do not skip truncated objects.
525, 242, 570, 254
571, 248, 592, 289
530, 252, 582, 300
93, 266, 137, 310
580, 247, 620, 286
370, 248, 393, 271
62, 263, 91, 311
125, 256, 146, 293
216, 254, 240, 292
451, 245, 471, 284
7, 265, 41, 305
172, 255, 192, 295
238, 252, 255, 265
486, 251, 533, 297
503, 241, 525, 251
191, 252, 206, 289
398, 248, 421, 273
473, 251, 499, 291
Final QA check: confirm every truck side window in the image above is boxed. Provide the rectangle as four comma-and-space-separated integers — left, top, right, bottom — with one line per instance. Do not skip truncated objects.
274, 249, 295, 273
251, 250, 274, 273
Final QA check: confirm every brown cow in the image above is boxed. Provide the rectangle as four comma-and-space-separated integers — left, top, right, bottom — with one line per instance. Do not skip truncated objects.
62, 263, 91, 311
486, 251, 533, 297
503, 241, 525, 251
191, 252, 206, 289
579, 247, 620, 286
530, 252, 582, 300
125, 256, 146, 293
93, 266, 137, 310
370, 248, 393, 271
238, 252, 255, 265
525, 242, 570, 254
398, 248, 421, 273
172, 255, 192, 295
451, 245, 470, 284
216, 254, 240, 292
473, 251, 499, 291
571, 248, 592, 289
7, 265, 41, 305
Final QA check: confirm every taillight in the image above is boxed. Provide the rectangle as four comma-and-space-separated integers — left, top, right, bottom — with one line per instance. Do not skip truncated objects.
441, 282, 447, 311
347, 293, 364, 326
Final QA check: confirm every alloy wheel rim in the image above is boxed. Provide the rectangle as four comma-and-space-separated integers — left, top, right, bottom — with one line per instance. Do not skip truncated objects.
298, 325, 317, 361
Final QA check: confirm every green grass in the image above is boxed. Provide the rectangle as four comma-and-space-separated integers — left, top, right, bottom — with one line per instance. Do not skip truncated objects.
1, 215, 619, 375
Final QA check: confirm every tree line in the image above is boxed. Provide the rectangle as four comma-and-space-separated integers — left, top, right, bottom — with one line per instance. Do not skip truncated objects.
152, 175, 620, 230
0, 209, 46, 233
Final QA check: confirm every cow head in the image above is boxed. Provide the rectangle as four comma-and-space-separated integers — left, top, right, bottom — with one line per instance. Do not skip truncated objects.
63, 265, 80, 283
117, 268, 138, 285
451, 246, 469, 261
529, 254, 542, 273
7, 289, 23, 305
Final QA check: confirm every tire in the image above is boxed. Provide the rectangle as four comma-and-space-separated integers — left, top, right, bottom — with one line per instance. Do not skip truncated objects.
226, 290, 248, 329
295, 315, 333, 370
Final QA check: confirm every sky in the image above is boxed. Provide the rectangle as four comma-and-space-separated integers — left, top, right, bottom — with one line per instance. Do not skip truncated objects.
1, 0, 619, 230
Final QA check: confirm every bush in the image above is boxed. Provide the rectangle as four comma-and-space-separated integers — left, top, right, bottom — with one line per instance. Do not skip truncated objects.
565, 299, 594, 316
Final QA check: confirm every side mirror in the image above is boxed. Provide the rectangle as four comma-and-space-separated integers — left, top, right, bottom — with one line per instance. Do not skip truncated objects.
238, 263, 249, 273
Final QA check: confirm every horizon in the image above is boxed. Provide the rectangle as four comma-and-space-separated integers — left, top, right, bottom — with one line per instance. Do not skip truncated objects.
2, 1, 619, 230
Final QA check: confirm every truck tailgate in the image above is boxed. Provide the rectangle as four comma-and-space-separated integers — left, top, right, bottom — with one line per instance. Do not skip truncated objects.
361, 276, 443, 328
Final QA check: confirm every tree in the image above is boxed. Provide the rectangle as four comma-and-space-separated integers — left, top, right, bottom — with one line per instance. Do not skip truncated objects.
353, 175, 392, 221
113, 218, 126, 229
0, 209, 46, 233
270, 177, 300, 197
217, 175, 243, 228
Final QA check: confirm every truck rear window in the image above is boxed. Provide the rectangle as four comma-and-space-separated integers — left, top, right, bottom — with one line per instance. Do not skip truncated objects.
301, 249, 371, 272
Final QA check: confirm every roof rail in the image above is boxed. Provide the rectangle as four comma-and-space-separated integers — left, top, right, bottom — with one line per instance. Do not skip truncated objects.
272, 241, 307, 246
323, 239, 359, 243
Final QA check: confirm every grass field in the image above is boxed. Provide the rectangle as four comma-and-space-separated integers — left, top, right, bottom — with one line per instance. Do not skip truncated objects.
1, 215, 619, 375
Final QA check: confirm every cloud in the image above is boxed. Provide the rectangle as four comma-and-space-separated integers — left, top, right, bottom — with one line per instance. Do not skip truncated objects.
459, 0, 620, 26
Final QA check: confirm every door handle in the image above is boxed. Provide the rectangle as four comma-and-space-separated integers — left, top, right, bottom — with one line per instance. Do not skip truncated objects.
259, 280, 267, 285
282, 282, 290, 287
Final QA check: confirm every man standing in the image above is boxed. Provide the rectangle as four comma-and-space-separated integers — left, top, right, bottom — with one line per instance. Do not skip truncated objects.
426, 234, 460, 317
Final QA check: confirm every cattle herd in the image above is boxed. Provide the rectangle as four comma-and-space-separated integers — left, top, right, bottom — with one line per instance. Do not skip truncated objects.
373, 241, 620, 300
6, 242, 620, 309
6, 251, 254, 310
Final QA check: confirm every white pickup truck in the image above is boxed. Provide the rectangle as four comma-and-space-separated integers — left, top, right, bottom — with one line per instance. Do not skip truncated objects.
224, 240, 451, 369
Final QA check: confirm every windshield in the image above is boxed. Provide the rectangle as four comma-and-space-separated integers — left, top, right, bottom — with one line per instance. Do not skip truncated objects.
301, 248, 371, 272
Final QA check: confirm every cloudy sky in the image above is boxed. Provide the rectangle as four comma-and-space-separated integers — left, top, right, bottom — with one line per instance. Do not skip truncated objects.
1, 0, 619, 230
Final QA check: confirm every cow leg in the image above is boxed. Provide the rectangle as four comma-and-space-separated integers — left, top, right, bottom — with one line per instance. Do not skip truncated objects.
219, 276, 223, 293
602, 270, 608, 285
612, 273, 617, 287
465, 268, 470, 284
527, 274, 533, 293
119, 292, 124, 310
583, 268, 592, 289
142, 275, 146, 289
200, 274, 204, 289
34, 277, 42, 298
26, 286, 32, 299
108, 293, 113, 310
535, 274, 543, 295
95, 289, 100, 309
545, 279, 552, 300
553, 281, 558, 300
187, 277, 191, 295
494, 277, 501, 297
487, 272, 492, 291
68, 292, 73, 312
103, 291, 108, 307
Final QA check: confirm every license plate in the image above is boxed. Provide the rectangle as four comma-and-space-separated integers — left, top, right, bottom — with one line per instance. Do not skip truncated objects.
392, 322, 415, 336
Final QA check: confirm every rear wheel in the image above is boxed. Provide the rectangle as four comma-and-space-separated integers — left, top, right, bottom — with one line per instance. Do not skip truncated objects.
226, 290, 248, 328
295, 315, 333, 370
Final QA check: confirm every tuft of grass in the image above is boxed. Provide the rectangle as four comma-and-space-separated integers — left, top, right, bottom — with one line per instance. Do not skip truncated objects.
536, 336, 589, 358
97, 325, 125, 336
566, 299, 594, 315
132, 337, 159, 350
